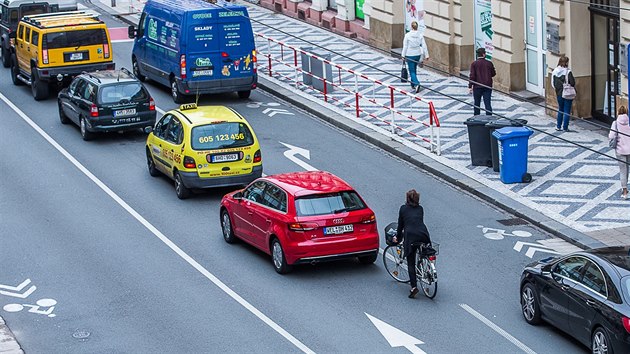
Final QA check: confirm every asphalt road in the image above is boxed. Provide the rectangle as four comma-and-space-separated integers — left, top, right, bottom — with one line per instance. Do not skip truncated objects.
0, 11, 587, 354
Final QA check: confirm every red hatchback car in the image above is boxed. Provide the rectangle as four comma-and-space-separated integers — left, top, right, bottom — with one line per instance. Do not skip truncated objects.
220, 171, 380, 273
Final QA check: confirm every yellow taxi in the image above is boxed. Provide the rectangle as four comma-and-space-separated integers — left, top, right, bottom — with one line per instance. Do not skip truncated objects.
146, 103, 263, 199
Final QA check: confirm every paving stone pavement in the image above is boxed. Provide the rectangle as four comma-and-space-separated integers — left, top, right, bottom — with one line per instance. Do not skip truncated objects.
92, 0, 629, 245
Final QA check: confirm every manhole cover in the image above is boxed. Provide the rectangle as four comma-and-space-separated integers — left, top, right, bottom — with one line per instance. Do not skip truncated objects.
497, 218, 528, 226
72, 330, 91, 340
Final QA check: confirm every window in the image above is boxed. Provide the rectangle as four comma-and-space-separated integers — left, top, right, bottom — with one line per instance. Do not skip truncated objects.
553, 256, 588, 283
82, 83, 96, 101
31, 31, 39, 46
243, 181, 266, 204
190, 122, 254, 150
262, 184, 287, 212
137, 12, 146, 37
74, 79, 87, 99
165, 118, 183, 144
25, 27, 30, 43
154, 114, 173, 140
9, 10, 18, 26
45, 29, 105, 49
581, 262, 607, 297
17, 25, 23, 41
68, 78, 80, 95
295, 191, 366, 216
99, 83, 148, 104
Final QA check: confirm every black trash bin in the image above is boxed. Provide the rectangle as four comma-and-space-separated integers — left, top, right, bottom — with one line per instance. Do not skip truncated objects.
486, 118, 528, 172
464, 115, 496, 166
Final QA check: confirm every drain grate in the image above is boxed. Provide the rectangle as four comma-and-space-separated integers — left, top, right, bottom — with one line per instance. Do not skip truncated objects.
497, 218, 529, 226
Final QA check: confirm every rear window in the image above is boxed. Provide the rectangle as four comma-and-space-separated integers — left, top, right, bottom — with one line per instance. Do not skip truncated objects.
191, 122, 254, 150
295, 191, 366, 217
46, 29, 104, 49
98, 83, 148, 104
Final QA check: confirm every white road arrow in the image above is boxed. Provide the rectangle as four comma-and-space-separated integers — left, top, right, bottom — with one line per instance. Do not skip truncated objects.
279, 142, 318, 171
366, 313, 427, 354
0, 279, 36, 298
263, 108, 293, 117
513, 241, 559, 259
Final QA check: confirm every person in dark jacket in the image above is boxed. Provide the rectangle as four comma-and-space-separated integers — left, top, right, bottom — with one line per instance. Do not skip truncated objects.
395, 189, 431, 298
551, 56, 576, 132
468, 47, 496, 116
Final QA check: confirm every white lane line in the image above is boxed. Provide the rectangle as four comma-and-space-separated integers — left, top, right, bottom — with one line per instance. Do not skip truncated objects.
111, 39, 134, 43
459, 304, 536, 354
0, 93, 315, 354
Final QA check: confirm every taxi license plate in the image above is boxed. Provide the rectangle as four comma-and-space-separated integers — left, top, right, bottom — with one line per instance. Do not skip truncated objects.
324, 224, 353, 235
114, 108, 136, 117
70, 53, 83, 61
212, 153, 239, 163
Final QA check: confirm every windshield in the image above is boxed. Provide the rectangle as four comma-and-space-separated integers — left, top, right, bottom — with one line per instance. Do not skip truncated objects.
191, 122, 254, 150
99, 83, 148, 104
46, 29, 104, 49
295, 191, 366, 216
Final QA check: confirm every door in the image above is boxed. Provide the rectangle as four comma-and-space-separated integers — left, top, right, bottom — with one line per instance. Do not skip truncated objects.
16, 24, 28, 73
150, 114, 174, 173
524, 0, 546, 95
591, 13, 619, 122
251, 183, 287, 250
238, 180, 267, 245
65, 78, 84, 123
134, 12, 148, 75
162, 116, 184, 179
567, 261, 608, 346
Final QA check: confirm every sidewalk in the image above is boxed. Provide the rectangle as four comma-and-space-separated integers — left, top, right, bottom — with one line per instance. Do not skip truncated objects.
93, 0, 629, 248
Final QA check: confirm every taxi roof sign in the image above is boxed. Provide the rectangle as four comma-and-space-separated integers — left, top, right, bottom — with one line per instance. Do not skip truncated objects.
180, 103, 198, 111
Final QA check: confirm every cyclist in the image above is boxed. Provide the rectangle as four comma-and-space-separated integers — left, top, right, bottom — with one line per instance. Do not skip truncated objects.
393, 189, 431, 298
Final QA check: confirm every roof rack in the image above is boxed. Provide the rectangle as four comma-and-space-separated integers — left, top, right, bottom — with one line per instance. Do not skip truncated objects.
22, 11, 100, 28
120, 67, 135, 79
81, 71, 101, 83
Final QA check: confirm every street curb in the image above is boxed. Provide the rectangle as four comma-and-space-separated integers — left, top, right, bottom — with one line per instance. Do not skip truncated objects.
257, 77, 607, 251
0, 316, 23, 354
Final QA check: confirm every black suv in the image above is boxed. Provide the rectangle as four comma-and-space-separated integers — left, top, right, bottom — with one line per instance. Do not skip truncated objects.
58, 68, 156, 141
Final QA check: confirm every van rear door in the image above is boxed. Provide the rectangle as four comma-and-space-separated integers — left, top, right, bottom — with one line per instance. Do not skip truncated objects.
217, 11, 255, 84
185, 11, 220, 84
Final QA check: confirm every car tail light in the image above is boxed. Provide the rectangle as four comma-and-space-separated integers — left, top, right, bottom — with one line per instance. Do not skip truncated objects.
288, 222, 318, 231
149, 97, 155, 111
183, 156, 196, 169
221, 52, 229, 58
90, 104, 98, 117
180, 55, 186, 79
360, 214, 376, 224
428, 255, 437, 261
252, 50, 257, 74
253, 149, 261, 163
102, 29, 110, 59
42, 34, 48, 64
623, 317, 630, 333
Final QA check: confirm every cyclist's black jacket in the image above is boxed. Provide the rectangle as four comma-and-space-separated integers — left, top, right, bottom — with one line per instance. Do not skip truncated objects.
396, 204, 431, 257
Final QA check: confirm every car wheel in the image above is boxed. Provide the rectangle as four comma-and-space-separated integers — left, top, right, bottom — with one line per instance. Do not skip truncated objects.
31, 68, 49, 101
132, 57, 146, 82
221, 210, 237, 244
521, 283, 542, 325
358, 252, 378, 265
237, 90, 251, 99
171, 78, 185, 104
146, 149, 160, 177
80, 116, 94, 141
58, 101, 70, 124
174, 171, 191, 199
1, 46, 10, 68
271, 238, 292, 274
592, 327, 613, 354
10, 56, 23, 86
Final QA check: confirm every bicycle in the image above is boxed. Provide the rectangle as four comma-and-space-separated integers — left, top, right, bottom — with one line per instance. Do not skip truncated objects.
383, 240, 439, 299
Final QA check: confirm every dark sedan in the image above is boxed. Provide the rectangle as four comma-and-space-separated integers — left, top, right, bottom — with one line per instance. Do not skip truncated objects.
58, 68, 156, 141
520, 247, 630, 354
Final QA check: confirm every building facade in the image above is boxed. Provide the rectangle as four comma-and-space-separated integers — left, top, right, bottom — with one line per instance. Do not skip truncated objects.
263, 0, 630, 123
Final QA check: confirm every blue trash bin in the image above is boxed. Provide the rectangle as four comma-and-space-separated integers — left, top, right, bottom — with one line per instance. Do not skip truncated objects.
492, 127, 534, 184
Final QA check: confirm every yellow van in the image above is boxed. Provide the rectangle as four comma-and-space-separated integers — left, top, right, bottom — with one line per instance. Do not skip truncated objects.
10, 11, 114, 100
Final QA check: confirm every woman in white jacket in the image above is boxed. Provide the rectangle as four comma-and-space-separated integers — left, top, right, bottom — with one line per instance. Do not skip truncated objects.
401, 21, 429, 94
609, 105, 630, 199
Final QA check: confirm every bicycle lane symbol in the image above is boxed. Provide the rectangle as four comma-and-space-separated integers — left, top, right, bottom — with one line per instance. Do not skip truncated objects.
477, 225, 532, 240
3, 299, 57, 318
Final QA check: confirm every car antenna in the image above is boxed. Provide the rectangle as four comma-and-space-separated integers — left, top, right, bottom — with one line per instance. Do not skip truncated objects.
195, 84, 200, 106
117, 69, 120, 82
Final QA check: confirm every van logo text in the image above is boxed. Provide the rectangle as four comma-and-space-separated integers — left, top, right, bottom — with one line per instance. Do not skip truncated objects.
196, 58, 212, 67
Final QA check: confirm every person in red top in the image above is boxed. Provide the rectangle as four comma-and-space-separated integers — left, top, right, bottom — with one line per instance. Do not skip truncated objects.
468, 48, 496, 116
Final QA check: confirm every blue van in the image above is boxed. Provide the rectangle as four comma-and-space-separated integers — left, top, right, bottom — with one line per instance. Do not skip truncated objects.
128, 0, 257, 103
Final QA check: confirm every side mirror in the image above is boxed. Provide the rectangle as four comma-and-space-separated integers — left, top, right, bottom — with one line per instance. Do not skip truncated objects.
128, 25, 137, 39
144, 126, 153, 134
233, 191, 243, 200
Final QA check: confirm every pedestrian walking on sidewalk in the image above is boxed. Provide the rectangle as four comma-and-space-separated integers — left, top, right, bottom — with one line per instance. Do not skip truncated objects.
551, 56, 576, 132
609, 105, 630, 199
395, 189, 431, 299
401, 21, 429, 94
468, 47, 496, 116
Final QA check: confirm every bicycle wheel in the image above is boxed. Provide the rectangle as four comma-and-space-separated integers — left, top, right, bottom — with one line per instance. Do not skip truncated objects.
419, 257, 437, 299
383, 245, 410, 283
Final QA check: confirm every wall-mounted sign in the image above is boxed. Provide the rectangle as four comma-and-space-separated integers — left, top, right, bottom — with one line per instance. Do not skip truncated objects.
474, 0, 493, 59
546, 22, 560, 55
404, 0, 425, 33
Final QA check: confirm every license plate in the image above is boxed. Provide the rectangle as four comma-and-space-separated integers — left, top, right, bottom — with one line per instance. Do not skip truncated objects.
70, 53, 83, 61
113, 108, 136, 117
324, 224, 353, 235
193, 70, 213, 77
212, 153, 239, 163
